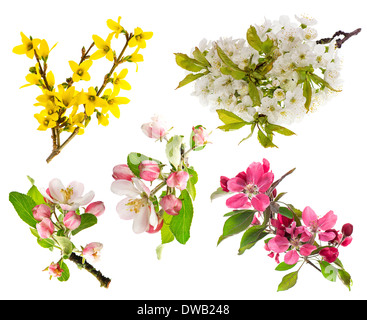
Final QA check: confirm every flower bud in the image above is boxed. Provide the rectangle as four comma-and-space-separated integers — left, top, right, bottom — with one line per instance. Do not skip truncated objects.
220, 176, 229, 192
63, 211, 81, 230
319, 247, 339, 263
139, 160, 161, 181
36, 218, 54, 239
32, 204, 51, 221
166, 171, 189, 190
82, 242, 103, 262
160, 194, 182, 215
146, 218, 164, 233
342, 223, 353, 237
192, 125, 210, 147
112, 164, 135, 181
141, 116, 167, 139
85, 201, 105, 217
47, 262, 64, 279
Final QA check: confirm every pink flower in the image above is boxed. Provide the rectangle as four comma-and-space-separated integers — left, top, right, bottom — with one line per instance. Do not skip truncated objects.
111, 178, 159, 234
85, 201, 105, 217
301, 206, 337, 242
225, 159, 274, 212
166, 171, 189, 190
139, 160, 161, 181
112, 164, 135, 181
319, 247, 339, 263
141, 115, 167, 140
47, 262, 64, 279
160, 194, 182, 215
220, 176, 230, 192
32, 204, 51, 221
82, 242, 103, 262
341, 223, 353, 237
63, 211, 81, 230
42, 178, 95, 211
36, 218, 54, 239
192, 125, 210, 147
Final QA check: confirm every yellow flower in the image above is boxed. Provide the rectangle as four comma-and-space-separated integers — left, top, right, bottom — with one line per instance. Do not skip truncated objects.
65, 106, 86, 134
81, 87, 108, 116
69, 59, 93, 82
97, 112, 109, 126
91, 34, 114, 61
107, 16, 124, 39
128, 27, 153, 49
37, 39, 57, 60
57, 85, 77, 109
102, 88, 130, 118
20, 63, 42, 88
34, 104, 59, 131
112, 69, 131, 94
13, 32, 41, 59
126, 48, 144, 71
34, 88, 61, 107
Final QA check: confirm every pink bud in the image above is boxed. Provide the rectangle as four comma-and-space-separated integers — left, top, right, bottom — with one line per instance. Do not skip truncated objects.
341, 236, 353, 247
47, 262, 64, 278
82, 242, 103, 262
141, 116, 167, 139
36, 218, 54, 239
220, 176, 229, 192
166, 171, 189, 190
32, 204, 51, 221
160, 194, 182, 215
112, 164, 135, 181
139, 160, 160, 181
319, 247, 339, 263
342, 223, 353, 237
146, 218, 164, 233
63, 211, 81, 230
85, 201, 105, 217
192, 125, 210, 147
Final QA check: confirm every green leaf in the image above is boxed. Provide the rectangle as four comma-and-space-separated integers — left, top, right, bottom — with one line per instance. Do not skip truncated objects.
303, 79, 312, 112
58, 260, 70, 282
220, 66, 247, 80
265, 123, 296, 136
54, 236, 74, 259
169, 190, 194, 245
278, 207, 294, 219
30, 228, 55, 249
238, 225, 268, 255
257, 129, 278, 148
216, 45, 245, 74
156, 244, 165, 260
176, 72, 207, 89
277, 271, 298, 292
309, 73, 342, 92
165, 135, 184, 169
161, 222, 174, 245
238, 123, 256, 144
261, 37, 274, 54
9, 192, 38, 228
192, 47, 210, 67
71, 213, 98, 236
27, 185, 46, 205
275, 262, 297, 271
246, 25, 263, 52
174, 53, 206, 72
210, 187, 228, 201
127, 152, 162, 177
319, 261, 338, 282
218, 210, 256, 245
185, 167, 198, 200
248, 81, 261, 106
338, 269, 352, 291
216, 109, 249, 131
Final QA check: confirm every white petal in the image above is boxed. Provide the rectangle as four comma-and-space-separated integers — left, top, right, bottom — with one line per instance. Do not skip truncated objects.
49, 178, 65, 202
132, 206, 150, 234
116, 198, 136, 220
67, 181, 84, 201
149, 206, 158, 228
111, 180, 140, 197
132, 178, 150, 196
75, 190, 95, 206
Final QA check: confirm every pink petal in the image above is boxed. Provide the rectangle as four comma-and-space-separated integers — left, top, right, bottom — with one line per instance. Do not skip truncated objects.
318, 210, 337, 231
262, 158, 270, 173
226, 193, 250, 209
49, 178, 65, 202
76, 190, 95, 206
132, 206, 150, 234
116, 198, 136, 220
227, 177, 246, 192
302, 206, 318, 227
246, 162, 264, 185
319, 231, 337, 242
268, 235, 290, 253
256, 171, 274, 193
111, 180, 140, 197
67, 181, 84, 201
284, 250, 299, 265
251, 193, 270, 212
299, 244, 317, 256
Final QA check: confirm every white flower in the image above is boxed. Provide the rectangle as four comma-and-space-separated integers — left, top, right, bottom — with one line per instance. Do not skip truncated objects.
295, 14, 317, 26
273, 88, 286, 101
111, 178, 158, 234
284, 87, 306, 109
258, 97, 283, 124
291, 43, 315, 67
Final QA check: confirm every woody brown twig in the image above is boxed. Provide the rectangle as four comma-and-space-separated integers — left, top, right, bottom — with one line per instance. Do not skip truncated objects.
317, 28, 361, 48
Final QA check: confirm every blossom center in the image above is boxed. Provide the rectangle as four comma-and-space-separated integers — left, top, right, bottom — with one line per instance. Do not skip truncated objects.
243, 183, 259, 199
61, 187, 74, 202
126, 198, 146, 214
77, 69, 84, 76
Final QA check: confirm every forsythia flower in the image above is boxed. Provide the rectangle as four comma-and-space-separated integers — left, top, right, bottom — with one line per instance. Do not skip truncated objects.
112, 69, 131, 93
102, 88, 130, 118
107, 16, 124, 39
97, 112, 109, 126
91, 34, 115, 61
69, 59, 93, 82
57, 85, 77, 109
128, 27, 153, 49
20, 63, 42, 88
34, 107, 59, 131
13, 32, 41, 59
82, 87, 108, 116
126, 48, 144, 71
37, 39, 57, 60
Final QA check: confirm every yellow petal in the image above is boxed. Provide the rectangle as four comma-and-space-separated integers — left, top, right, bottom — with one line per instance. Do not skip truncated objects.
69, 60, 79, 72
13, 44, 26, 55
142, 32, 153, 40
92, 35, 106, 49
90, 50, 106, 60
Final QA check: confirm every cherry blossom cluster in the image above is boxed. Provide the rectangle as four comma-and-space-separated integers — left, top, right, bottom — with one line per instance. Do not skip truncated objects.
9, 178, 110, 287
213, 159, 353, 291
111, 116, 210, 257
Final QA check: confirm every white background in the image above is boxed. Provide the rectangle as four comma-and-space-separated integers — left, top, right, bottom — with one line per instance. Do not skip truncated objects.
1, 0, 366, 300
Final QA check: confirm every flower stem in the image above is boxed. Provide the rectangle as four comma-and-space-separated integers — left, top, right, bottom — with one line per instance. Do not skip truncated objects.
317, 28, 361, 48
68, 252, 111, 288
